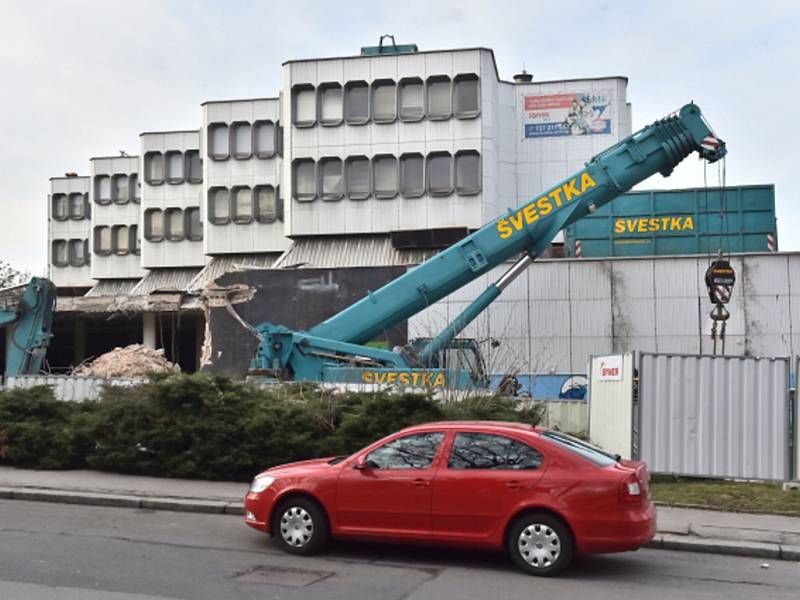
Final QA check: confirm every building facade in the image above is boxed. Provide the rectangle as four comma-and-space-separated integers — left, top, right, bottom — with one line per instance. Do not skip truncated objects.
48, 176, 93, 289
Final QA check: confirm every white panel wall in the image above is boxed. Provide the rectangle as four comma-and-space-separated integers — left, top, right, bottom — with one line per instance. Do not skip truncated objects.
408, 252, 800, 375
89, 156, 145, 280
140, 130, 205, 268
283, 49, 487, 237
202, 98, 289, 255
48, 176, 94, 287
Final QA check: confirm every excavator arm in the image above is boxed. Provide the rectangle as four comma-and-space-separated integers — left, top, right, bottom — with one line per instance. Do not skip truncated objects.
0, 277, 57, 377
251, 103, 726, 387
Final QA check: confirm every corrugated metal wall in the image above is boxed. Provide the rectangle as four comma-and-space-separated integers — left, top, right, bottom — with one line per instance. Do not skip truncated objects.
409, 252, 800, 375
638, 353, 790, 480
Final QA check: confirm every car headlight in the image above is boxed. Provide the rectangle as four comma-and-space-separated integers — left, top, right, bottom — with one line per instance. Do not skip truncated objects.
249, 475, 275, 493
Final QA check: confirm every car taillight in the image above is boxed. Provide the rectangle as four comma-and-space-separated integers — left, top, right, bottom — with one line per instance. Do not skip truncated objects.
619, 473, 643, 503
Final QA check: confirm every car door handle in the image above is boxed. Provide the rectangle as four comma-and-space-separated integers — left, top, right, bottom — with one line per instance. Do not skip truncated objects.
506, 480, 522, 489
412, 478, 430, 487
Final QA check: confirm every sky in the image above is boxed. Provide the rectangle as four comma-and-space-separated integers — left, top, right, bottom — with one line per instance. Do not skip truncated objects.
1, 0, 798, 275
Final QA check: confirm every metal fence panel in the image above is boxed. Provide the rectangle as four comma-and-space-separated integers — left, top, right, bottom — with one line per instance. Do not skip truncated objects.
4, 375, 146, 401
639, 353, 790, 480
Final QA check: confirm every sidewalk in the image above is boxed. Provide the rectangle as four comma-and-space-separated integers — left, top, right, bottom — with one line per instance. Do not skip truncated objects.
1, 466, 799, 561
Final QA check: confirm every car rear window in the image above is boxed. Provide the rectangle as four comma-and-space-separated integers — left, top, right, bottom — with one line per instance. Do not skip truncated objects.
540, 431, 618, 467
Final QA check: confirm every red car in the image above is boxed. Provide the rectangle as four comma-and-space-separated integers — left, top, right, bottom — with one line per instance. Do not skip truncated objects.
244, 421, 655, 576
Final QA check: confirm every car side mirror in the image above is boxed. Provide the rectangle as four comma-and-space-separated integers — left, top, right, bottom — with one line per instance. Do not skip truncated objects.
354, 458, 379, 470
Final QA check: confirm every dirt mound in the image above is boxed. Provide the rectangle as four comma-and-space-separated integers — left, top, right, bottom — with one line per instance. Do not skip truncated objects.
74, 344, 180, 378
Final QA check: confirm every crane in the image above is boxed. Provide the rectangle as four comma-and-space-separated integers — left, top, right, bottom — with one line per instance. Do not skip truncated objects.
0, 277, 57, 379
250, 103, 726, 388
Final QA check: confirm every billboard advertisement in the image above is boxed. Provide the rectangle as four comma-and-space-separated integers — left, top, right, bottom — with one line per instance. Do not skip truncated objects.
524, 91, 613, 138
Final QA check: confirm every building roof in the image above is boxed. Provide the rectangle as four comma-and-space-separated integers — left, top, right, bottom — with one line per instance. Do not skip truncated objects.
85, 279, 140, 297
187, 253, 283, 291
273, 235, 437, 269
130, 268, 203, 296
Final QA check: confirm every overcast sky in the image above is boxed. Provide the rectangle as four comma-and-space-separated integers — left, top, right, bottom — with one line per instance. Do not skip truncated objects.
1, 0, 798, 275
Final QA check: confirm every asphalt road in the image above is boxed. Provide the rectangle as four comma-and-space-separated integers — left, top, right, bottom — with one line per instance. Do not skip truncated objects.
1, 500, 798, 600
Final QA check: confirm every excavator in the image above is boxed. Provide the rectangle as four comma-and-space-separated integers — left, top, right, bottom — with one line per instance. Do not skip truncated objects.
250, 103, 726, 388
0, 277, 56, 380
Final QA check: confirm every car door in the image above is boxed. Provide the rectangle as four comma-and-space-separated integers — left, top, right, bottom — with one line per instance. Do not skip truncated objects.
336, 431, 445, 539
432, 431, 546, 542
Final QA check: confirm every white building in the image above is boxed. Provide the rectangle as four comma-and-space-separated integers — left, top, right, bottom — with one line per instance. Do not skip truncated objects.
88, 155, 146, 282
48, 175, 93, 289
139, 130, 205, 269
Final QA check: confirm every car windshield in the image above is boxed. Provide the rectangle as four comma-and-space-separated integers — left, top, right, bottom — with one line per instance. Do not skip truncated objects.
540, 431, 618, 467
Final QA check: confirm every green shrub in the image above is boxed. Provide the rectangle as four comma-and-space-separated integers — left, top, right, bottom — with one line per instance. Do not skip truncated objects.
0, 375, 543, 481
0, 386, 81, 469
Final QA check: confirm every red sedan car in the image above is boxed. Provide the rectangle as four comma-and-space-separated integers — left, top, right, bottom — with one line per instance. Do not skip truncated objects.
244, 421, 655, 576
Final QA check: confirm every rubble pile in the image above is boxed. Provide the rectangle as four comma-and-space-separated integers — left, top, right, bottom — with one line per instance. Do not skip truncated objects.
74, 344, 180, 378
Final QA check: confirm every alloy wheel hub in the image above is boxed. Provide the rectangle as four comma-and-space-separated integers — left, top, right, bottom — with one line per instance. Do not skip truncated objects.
280, 506, 314, 547
518, 523, 561, 568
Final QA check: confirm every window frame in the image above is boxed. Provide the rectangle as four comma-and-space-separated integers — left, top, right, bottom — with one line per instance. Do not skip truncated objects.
130, 225, 140, 255
426, 151, 454, 197
230, 121, 253, 160
254, 184, 278, 224
110, 173, 129, 204
364, 432, 445, 470
345, 155, 371, 201
164, 150, 185, 184
231, 186, 254, 224
292, 159, 316, 202
69, 192, 86, 220
144, 151, 165, 185
93, 226, 112, 256
144, 208, 165, 243
51, 194, 68, 221
207, 122, 230, 160
51, 239, 68, 267
372, 154, 398, 200
399, 153, 425, 198
344, 80, 370, 125
318, 157, 344, 202
398, 77, 425, 122
253, 120, 276, 158
111, 224, 131, 256
184, 207, 202, 241
292, 84, 317, 128
68, 239, 87, 267
317, 82, 343, 127
94, 175, 111, 205
130, 174, 140, 203
371, 79, 397, 124
426, 75, 452, 121
447, 432, 544, 471
453, 73, 481, 119
207, 186, 231, 224
165, 207, 184, 241
455, 150, 482, 196
185, 150, 202, 183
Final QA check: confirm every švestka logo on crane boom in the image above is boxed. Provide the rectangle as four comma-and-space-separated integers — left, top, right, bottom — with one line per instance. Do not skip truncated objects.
497, 171, 597, 239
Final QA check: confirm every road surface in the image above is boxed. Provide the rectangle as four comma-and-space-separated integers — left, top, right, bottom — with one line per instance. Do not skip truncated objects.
0, 500, 797, 599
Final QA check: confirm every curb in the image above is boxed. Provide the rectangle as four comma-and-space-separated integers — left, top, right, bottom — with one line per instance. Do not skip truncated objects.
0, 486, 244, 516
2, 488, 798, 561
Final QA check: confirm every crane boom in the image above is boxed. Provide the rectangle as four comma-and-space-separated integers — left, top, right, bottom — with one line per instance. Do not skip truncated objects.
252, 103, 726, 386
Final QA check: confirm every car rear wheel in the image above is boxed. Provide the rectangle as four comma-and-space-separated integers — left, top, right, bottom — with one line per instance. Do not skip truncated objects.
272, 497, 329, 555
507, 512, 574, 576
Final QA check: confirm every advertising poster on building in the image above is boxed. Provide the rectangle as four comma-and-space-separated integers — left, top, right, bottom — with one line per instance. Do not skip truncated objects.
524, 91, 613, 138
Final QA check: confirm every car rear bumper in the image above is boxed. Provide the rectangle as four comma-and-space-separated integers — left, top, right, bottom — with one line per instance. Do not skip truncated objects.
575, 501, 657, 554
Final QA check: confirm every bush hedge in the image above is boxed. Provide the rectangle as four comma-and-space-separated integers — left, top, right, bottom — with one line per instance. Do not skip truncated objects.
0, 374, 543, 481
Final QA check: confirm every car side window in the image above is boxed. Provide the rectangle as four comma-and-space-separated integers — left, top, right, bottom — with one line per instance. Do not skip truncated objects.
448, 432, 543, 470
365, 432, 445, 469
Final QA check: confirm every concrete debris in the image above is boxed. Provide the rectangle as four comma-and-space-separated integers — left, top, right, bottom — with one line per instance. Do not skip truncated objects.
74, 344, 180, 378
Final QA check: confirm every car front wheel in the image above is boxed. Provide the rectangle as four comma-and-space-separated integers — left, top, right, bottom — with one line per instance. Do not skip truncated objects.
272, 497, 330, 555
507, 512, 574, 576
